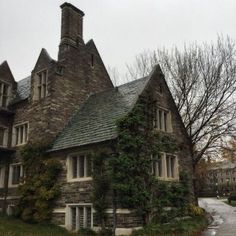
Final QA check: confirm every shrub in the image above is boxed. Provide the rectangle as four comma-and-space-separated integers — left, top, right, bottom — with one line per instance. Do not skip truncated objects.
188, 204, 205, 217
78, 228, 97, 235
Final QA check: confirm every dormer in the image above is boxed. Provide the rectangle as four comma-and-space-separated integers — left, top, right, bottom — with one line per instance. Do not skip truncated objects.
31, 49, 52, 101
0, 61, 16, 110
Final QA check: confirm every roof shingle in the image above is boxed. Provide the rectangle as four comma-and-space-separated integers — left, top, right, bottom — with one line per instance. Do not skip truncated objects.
50, 76, 149, 152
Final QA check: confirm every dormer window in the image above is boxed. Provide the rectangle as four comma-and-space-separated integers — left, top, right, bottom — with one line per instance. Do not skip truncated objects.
34, 70, 48, 100
0, 81, 10, 108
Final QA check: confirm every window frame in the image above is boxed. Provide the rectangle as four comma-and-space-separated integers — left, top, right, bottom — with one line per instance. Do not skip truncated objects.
0, 126, 8, 147
0, 80, 11, 108
67, 153, 92, 182
152, 152, 179, 181
153, 106, 172, 133
0, 165, 5, 188
8, 163, 23, 188
12, 122, 29, 146
66, 203, 93, 231
33, 69, 48, 100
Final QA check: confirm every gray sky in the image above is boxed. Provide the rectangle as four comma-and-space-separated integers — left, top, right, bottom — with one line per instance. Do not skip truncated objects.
0, 0, 236, 82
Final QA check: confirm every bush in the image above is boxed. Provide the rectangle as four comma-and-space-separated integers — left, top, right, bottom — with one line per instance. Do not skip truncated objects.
97, 228, 112, 236
17, 143, 62, 223
188, 204, 205, 217
78, 228, 97, 235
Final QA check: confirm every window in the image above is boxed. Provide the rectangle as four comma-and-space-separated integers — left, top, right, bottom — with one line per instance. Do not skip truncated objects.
68, 204, 93, 231
153, 107, 172, 132
152, 154, 163, 178
152, 153, 179, 180
166, 154, 176, 178
90, 54, 94, 68
9, 164, 23, 187
34, 70, 48, 100
67, 154, 92, 181
0, 166, 5, 188
0, 81, 10, 108
0, 127, 8, 147
12, 122, 29, 146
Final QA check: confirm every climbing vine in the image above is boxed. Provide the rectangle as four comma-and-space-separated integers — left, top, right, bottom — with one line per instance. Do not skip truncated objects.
17, 143, 62, 223
91, 95, 191, 230
91, 150, 110, 230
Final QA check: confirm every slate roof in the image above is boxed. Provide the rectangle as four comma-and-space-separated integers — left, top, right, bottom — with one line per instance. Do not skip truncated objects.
50, 76, 150, 152
12, 76, 31, 104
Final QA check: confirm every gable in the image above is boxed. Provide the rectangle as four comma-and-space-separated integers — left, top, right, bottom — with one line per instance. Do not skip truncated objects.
142, 66, 191, 145
49, 64, 190, 152
0, 61, 17, 89
32, 48, 53, 73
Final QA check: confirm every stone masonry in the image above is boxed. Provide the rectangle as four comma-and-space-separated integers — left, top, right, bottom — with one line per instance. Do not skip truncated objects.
0, 2, 194, 235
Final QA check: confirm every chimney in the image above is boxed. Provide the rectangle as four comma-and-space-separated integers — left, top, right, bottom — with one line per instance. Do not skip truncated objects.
60, 2, 85, 48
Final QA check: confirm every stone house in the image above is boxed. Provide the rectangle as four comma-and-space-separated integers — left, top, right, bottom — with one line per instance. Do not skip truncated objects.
0, 2, 193, 235
198, 161, 236, 197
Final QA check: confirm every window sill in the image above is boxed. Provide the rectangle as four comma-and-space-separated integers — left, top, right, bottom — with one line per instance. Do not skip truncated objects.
67, 177, 92, 183
156, 177, 179, 182
14, 142, 28, 147
8, 184, 19, 188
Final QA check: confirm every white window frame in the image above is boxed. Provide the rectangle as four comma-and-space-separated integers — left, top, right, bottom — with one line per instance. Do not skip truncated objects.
0, 80, 11, 108
8, 163, 23, 187
0, 165, 5, 188
0, 126, 8, 147
65, 203, 93, 231
152, 153, 179, 181
153, 107, 172, 133
33, 69, 48, 100
67, 153, 92, 182
12, 122, 29, 146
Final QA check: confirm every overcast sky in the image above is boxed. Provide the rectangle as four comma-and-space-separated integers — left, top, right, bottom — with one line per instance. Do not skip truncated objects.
0, 0, 236, 82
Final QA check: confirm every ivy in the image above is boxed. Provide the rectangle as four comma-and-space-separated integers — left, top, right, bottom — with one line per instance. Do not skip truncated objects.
91, 150, 110, 230
16, 143, 62, 223
91, 96, 191, 229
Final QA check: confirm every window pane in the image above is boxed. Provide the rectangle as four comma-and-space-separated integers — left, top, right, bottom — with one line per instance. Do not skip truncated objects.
170, 156, 175, 178
38, 86, 41, 99
86, 156, 91, 177
79, 207, 84, 228
157, 156, 162, 177
71, 207, 76, 230
72, 156, 78, 178
0, 128, 4, 146
159, 110, 162, 130
20, 126, 24, 143
79, 156, 85, 178
24, 124, 28, 143
164, 112, 168, 131
86, 207, 92, 228
12, 165, 21, 185
166, 156, 170, 178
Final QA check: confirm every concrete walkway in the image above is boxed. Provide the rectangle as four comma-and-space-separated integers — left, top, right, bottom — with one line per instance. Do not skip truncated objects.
199, 198, 236, 236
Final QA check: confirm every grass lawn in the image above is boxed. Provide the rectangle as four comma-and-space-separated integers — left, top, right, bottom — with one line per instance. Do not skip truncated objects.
131, 216, 208, 236
223, 200, 236, 207
0, 215, 208, 236
0, 215, 76, 236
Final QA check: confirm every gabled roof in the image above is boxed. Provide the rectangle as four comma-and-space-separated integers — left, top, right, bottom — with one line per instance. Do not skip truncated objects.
49, 75, 150, 152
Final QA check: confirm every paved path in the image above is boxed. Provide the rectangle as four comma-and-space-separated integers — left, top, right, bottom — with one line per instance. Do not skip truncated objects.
199, 198, 236, 236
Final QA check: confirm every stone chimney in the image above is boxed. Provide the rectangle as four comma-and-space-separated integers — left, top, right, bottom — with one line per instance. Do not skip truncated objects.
59, 2, 85, 58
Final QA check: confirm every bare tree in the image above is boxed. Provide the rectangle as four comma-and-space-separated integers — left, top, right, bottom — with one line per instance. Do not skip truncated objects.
125, 36, 236, 168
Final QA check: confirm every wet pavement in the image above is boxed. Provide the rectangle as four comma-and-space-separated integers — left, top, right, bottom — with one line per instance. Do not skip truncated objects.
199, 198, 236, 236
